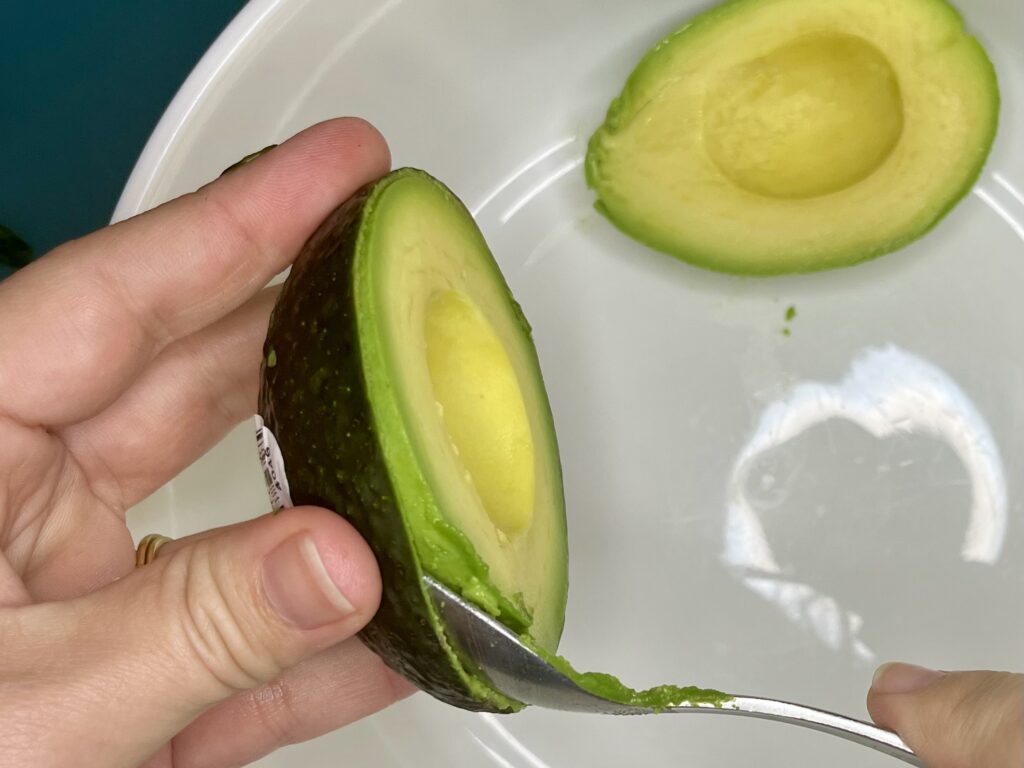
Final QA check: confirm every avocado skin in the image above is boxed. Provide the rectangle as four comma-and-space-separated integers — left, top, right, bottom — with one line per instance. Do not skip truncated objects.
221, 144, 278, 176
0, 225, 33, 270
259, 178, 507, 712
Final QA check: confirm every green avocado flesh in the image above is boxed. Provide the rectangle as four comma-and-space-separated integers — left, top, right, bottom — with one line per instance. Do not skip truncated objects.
529, 641, 732, 711
259, 168, 731, 713
586, 0, 1000, 274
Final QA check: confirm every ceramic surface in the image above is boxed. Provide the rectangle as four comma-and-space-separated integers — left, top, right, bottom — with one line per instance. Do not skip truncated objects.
116, 1, 1024, 764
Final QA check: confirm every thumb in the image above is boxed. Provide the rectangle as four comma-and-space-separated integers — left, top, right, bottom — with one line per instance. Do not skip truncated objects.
0, 506, 381, 768
868, 662, 1024, 768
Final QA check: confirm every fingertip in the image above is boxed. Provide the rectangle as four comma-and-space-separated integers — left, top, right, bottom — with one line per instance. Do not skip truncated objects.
867, 662, 948, 731
257, 117, 391, 191
196, 116, 392, 277
302, 507, 384, 623
871, 661, 896, 692
871, 662, 945, 696
868, 668, 1024, 768
309, 116, 392, 175
256, 505, 383, 620
865, 683, 898, 733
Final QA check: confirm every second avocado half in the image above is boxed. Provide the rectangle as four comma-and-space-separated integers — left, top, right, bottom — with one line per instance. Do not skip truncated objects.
586, 0, 1000, 275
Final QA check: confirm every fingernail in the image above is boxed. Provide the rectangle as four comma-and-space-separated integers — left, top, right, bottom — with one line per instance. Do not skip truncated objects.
872, 662, 946, 694
262, 533, 355, 629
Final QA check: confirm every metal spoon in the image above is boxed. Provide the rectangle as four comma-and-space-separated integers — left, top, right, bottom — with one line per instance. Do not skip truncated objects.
424, 576, 922, 766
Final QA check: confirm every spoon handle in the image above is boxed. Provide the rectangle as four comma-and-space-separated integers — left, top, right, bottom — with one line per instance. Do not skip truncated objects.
670, 696, 922, 766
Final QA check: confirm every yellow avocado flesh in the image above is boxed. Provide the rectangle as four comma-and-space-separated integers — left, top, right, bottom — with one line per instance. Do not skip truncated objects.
425, 291, 536, 535
587, 0, 999, 273
704, 33, 904, 200
364, 173, 566, 650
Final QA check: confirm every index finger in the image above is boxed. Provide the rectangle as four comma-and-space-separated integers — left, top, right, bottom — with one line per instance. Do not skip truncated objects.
0, 118, 389, 427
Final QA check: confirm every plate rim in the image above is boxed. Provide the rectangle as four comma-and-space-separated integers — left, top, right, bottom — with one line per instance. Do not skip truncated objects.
111, 0, 283, 224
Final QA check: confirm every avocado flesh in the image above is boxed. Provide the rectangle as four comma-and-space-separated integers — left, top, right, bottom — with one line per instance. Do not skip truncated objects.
259, 168, 567, 712
586, 0, 999, 274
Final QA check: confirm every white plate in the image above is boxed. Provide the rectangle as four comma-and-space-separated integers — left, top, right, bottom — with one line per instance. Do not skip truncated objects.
115, 1, 1024, 765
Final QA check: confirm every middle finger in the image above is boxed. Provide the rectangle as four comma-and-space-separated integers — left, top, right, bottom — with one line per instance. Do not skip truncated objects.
163, 638, 415, 768
60, 286, 278, 513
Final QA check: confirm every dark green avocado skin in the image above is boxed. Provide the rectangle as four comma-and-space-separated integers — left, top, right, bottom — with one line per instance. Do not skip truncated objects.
258, 180, 502, 713
0, 225, 33, 270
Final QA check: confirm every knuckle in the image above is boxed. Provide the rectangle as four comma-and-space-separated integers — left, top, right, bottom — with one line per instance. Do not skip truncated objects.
195, 187, 271, 287
245, 678, 301, 750
165, 543, 285, 695
53, 280, 148, 379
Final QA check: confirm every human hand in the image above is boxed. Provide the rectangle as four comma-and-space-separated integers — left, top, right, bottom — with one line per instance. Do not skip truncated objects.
0, 118, 413, 768
868, 662, 1024, 767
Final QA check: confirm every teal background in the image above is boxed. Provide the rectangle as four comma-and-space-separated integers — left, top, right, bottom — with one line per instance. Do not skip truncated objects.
1, 3, 244, 273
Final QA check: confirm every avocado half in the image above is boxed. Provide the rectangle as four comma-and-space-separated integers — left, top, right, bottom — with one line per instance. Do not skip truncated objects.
259, 168, 568, 712
586, 0, 1000, 274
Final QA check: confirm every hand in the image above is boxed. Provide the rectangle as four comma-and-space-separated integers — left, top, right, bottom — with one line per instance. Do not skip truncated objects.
868, 662, 1024, 767
0, 118, 413, 768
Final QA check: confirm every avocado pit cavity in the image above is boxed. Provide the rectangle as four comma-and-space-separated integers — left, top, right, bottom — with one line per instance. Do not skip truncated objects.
704, 33, 904, 200
425, 290, 535, 536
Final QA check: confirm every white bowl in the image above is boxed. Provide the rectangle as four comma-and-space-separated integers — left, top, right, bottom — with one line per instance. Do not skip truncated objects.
116, 1, 1024, 765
